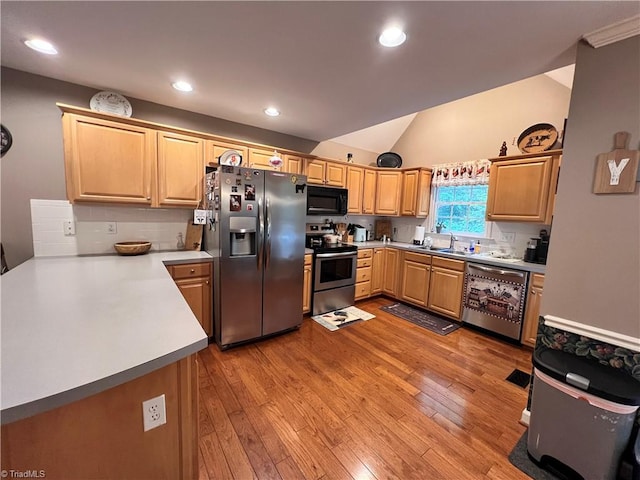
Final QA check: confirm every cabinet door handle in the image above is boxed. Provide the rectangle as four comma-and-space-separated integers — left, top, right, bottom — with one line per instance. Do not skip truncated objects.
190, 268, 196, 273
205, 280, 209, 285
146, 196, 151, 200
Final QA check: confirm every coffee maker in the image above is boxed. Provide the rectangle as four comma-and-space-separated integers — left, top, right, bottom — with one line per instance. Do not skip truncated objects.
524, 229, 550, 264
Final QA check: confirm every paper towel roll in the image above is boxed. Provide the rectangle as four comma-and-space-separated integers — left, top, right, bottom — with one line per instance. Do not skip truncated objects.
413, 226, 426, 242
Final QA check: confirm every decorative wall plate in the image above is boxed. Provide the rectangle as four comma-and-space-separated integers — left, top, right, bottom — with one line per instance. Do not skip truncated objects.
89, 91, 132, 117
1, 125, 13, 157
517, 123, 558, 153
219, 149, 243, 166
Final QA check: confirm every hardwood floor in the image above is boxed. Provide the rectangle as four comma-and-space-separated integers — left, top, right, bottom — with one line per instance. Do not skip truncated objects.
197, 297, 534, 479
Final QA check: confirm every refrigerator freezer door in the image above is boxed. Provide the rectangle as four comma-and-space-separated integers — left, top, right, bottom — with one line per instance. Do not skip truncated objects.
218, 168, 263, 346
262, 171, 306, 335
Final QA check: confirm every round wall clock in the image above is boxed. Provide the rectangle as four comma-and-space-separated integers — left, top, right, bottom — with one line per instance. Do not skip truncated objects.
517, 123, 558, 153
1, 125, 13, 157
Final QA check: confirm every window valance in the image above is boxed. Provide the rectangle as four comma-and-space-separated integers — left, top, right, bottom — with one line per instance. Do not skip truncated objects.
431, 159, 491, 186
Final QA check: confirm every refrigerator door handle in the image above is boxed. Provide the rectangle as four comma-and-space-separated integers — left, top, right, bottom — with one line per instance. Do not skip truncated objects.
265, 196, 271, 269
257, 196, 264, 270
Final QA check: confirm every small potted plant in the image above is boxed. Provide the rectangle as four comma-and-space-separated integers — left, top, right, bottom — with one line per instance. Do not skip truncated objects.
435, 222, 446, 234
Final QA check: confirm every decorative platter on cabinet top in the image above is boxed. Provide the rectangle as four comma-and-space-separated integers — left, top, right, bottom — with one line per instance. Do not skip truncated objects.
517, 123, 558, 154
219, 149, 243, 166
89, 91, 132, 117
376, 151, 403, 168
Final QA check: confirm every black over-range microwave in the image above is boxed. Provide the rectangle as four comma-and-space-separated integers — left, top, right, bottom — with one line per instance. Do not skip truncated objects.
306, 185, 348, 216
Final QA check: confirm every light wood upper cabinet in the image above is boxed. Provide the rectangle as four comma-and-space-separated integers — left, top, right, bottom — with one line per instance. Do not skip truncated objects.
522, 273, 545, 348
303, 254, 312, 314
400, 251, 432, 307
347, 166, 365, 213
370, 248, 385, 295
284, 154, 304, 174
205, 140, 249, 169
62, 113, 156, 206
486, 151, 561, 224
363, 169, 377, 214
427, 256, 465, 320
304, 159, 347, 187
157, 131, 204, 207
401, 168, 432, 217
248, 148, 280, 171
375, 170, 403, 216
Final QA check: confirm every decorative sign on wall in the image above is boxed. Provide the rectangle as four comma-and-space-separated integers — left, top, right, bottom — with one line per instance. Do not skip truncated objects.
593, 131, 639, 194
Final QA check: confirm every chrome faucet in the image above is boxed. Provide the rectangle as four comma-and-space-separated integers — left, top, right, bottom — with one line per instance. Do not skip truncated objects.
449, 233, 457, 249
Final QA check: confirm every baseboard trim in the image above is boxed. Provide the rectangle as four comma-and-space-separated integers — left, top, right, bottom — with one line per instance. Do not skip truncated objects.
543, 315, 640, 352
520, 408, 530, 427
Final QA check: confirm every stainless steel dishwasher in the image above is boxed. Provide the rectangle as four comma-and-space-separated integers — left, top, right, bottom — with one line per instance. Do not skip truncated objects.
462, 262, 528, 340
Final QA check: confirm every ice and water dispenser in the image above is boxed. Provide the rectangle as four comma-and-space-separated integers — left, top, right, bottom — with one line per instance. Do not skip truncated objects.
229, 216, 256, 256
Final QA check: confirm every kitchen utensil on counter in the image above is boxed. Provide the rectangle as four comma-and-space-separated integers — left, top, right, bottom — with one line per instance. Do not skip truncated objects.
375, 219, 392, 241
114, 241, 152, 255
185, 222, 203, 250
354, 227, 367, 242
413, 226, 426, 245
323, 234, 340, 244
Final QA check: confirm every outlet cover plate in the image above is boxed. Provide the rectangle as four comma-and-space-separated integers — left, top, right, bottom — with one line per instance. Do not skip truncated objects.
142, 394, 166, 432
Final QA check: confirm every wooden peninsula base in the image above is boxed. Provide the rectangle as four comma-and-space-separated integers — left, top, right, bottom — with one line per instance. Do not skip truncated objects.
1, 355, 199, 480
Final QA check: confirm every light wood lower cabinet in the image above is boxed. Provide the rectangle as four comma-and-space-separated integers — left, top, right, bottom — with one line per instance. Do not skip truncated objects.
1, 355, 199, 479
370, 248, 385, 295
167, 262, 213, 337
355, 249, 373, 300
382, 248, 401, 296
427, 256, 465, 320
303, 254, 312, 314
400, 251, 432, 307
522, 273, 545, 348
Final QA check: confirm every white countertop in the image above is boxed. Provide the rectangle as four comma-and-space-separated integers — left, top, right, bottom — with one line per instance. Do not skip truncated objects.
349, 241, 546, 274
1, 251, 211, 424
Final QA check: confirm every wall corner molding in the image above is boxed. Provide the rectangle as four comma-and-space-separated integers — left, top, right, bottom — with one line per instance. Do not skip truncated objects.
543, 315, 640, 352
582, 15, 640, 49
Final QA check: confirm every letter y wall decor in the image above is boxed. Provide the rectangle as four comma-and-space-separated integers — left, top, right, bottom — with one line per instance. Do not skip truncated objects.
593, 131, 639, 194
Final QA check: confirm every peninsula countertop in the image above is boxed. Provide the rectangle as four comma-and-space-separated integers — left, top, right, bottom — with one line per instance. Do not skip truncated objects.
1, 251, 212, 424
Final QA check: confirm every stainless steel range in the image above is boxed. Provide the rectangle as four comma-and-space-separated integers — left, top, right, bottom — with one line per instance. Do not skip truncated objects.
306, 223, 357, 315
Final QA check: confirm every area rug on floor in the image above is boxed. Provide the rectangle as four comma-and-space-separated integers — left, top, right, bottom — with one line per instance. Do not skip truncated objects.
311, 306, 375, 331
380, 302, 461, 336
509, 431, 562, 480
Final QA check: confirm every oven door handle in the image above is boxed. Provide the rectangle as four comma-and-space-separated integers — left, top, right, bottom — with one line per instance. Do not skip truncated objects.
315, 252, 356, 259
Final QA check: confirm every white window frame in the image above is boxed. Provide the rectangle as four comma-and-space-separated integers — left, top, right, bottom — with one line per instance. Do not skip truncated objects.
428, 184, 493, 238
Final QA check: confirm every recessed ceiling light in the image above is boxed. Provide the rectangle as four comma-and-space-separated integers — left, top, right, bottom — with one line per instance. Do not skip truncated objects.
172, 80, 193, 92
24, 38, 58, 55
379, 27, 406, 47
264, 107, 280, 117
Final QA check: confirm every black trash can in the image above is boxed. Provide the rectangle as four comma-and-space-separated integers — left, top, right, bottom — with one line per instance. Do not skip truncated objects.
528, 348, 640, 480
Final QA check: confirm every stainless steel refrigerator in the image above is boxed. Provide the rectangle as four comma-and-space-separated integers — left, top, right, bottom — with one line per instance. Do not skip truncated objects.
204, 166, 307, 348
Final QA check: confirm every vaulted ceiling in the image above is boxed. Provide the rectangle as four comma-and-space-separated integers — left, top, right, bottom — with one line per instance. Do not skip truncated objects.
1, 2, 636, 142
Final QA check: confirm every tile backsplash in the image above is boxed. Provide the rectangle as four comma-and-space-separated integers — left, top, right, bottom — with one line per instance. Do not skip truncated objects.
31, 199, 193, 257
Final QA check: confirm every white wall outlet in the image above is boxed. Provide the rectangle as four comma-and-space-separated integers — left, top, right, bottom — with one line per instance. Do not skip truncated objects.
142, 394, 166, 432
106, 222, 117, 234
500, 231, 516, 243
63, 220, 75, 236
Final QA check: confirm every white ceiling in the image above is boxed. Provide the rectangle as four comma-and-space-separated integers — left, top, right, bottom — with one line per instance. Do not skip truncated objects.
1, 2, 637, 142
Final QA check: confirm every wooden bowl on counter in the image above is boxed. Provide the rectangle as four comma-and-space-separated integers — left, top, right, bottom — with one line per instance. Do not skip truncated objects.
114, 241, 152, 256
